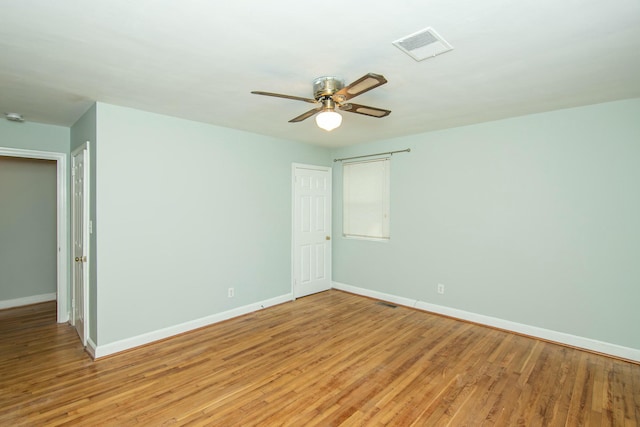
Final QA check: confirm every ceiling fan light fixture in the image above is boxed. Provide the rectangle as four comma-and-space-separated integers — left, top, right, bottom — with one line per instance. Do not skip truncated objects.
315, 110, 342, 131
252, 72, 390, 129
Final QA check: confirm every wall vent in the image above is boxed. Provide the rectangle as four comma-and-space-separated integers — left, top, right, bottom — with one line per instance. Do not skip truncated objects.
393, 27, 453, 61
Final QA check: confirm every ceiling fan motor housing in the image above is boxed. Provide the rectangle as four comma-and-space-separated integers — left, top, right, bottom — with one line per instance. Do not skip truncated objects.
313, 76, 344, 99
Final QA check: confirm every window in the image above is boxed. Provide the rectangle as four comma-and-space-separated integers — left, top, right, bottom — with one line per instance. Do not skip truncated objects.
343, 158, 390, 240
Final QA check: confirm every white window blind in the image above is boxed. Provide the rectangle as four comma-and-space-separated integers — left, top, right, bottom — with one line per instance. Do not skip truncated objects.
343, 158, 390, 239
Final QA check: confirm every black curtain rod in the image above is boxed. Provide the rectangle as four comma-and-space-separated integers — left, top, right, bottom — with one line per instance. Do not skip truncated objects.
333, 148, 411, 162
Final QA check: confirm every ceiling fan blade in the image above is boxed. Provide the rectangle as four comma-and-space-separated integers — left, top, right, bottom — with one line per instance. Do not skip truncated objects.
339, 103, 391, 118
333, 73, 388, 101
251, 91, 318, 104
289, 107, 321, 122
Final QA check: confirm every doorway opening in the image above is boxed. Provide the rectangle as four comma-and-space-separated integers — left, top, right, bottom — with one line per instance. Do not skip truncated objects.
0, 147, 69, 323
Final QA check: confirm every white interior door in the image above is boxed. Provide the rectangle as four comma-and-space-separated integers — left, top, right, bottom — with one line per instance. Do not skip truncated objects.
71, 146, 88, 346
293, 164, 331, 298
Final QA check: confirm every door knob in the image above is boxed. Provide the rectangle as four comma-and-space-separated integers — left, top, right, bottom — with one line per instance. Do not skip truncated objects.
326, 236, 331, 240
75, 257, 81, 262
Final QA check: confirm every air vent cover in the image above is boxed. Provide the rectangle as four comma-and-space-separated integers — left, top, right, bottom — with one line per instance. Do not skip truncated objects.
393, 27, 453, 61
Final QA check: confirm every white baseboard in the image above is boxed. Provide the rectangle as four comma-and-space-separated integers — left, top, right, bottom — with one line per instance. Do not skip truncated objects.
86, 337, 97, 359
0, 292, 56, 310
93, 293, 293, 359
332, 281, 640, 363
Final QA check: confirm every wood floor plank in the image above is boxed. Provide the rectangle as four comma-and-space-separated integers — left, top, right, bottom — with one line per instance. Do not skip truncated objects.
1, 291, 639, 426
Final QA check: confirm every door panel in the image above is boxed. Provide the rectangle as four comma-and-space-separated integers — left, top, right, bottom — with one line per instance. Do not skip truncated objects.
301, 245, 311, 283
315, 243, 326, 280
71, 147, 88, 346
293, 165, 331, 298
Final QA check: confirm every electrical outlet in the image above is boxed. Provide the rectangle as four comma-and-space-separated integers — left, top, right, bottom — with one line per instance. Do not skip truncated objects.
228, 287, 234, 298
437, 284, 445, 295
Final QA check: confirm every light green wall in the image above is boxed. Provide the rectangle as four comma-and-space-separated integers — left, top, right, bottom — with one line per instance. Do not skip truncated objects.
0, 157, 57, 300
70, 104, 97, 343
0, 119, 70, 153
331, 98, 640, 350
3, 98, 637, 354
95, 103, 331, 345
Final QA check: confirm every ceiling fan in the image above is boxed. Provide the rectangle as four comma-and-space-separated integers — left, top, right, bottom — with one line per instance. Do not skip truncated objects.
251, 72, 391, 131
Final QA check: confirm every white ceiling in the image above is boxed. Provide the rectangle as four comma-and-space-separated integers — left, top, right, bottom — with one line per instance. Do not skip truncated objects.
1, 0, 639, 148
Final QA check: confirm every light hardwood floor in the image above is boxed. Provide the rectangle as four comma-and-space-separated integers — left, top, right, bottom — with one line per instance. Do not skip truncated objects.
1, 290, 639, 426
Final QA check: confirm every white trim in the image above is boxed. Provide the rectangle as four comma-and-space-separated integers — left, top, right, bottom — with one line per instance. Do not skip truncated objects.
332, 281, 640, 363
86, 337, 97, 359
0, 293, 57, 310
93, 293, 294, 359
0, 147, 69, 323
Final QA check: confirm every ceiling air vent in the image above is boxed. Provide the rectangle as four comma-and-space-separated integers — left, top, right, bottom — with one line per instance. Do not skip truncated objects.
393, 27, 453, 61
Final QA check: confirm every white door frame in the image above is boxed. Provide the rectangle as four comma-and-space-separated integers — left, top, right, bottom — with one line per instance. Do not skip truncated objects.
291, 163, 332, 299
0, 146, 69, 323
71, 142, 90, 345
